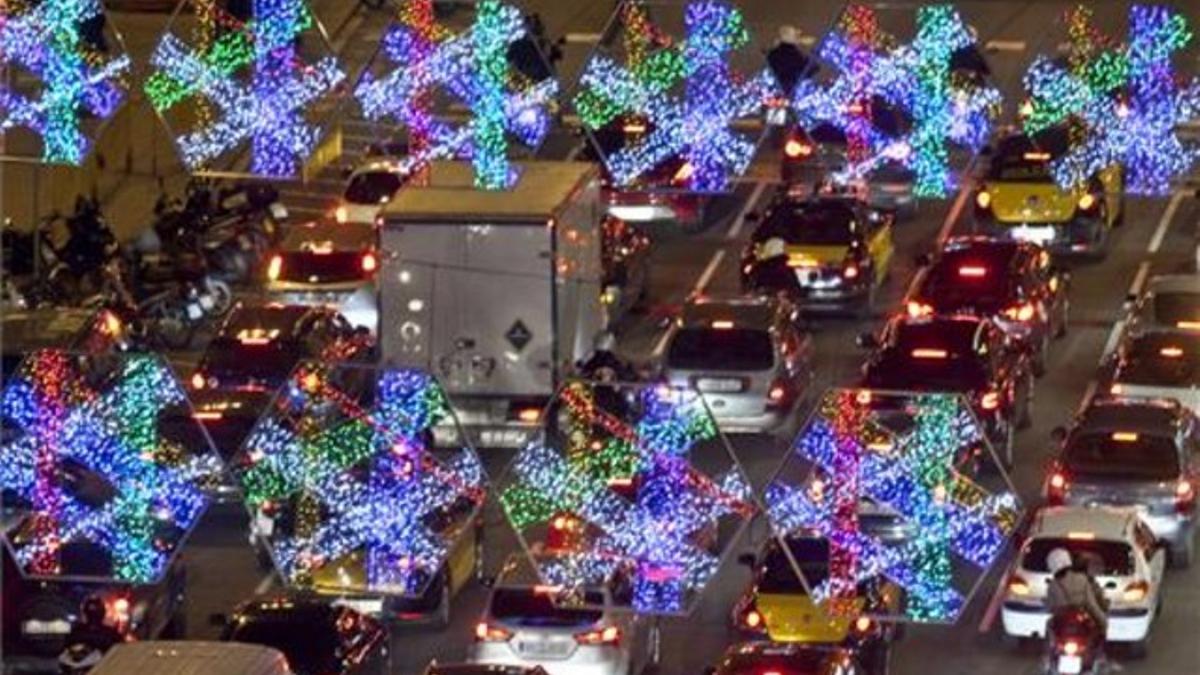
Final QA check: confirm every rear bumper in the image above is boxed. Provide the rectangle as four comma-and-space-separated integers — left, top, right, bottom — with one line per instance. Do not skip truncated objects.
708, 408, 790, 434
269, 286, 378, 335
468, 648, 630, 675
974, 215, 1106, 254
1002, 602, 1152, 642
604, 190, 704, 224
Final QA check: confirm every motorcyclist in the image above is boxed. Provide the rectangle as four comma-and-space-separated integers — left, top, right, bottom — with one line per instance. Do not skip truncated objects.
1045, 548, 1108, 642
766, 26, 817, 98
64, 596, 124, 655
578, 331, 637, 383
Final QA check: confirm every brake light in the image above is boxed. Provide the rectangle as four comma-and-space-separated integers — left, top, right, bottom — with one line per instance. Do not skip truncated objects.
1110, 383, 1124, 395
711, 320, 735, 329
980, 390, 1001, 411
1062, 640, 1081, 656
958, 265, 987, 278
842, 262, 859, 280
674, 162, 694, 184
1023, 152, 1051, 161
784, 139, 813, 158
193, 411, 223, 421
912, 348, 948, 359
855, 390, 872, 405
1007, 575, 1031, 596
191, 372, 206, 390
516, 407, 541, 423
1176, 480, 1195, 513
1077, 193, 1098, 212
109, 597, 131, 627
768, 384, 787, 402
361, 251, 378, 274
335, 205, 348, 223
623, 121, 647, 135
906, 300, 933, 318
474, 622, 513, 642
574, 625, 620, 646
1122, 580, 1149, 603
975, 190, 992, 210
1160, 346, 1184, 358
742, 608, 763, 629
99, 310, 122, 336
1177, 321, 1200, 330
1003, 302, 1036, 322
266, 254, 283, 281
1111, 431, 1139, 442
853, 616, 873, 633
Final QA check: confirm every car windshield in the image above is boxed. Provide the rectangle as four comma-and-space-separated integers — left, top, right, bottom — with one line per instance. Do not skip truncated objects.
1064, 432, 1180, 481
987, 130, 1069, 182
490, 588, 605, 628
344, 171, 403, 205
919, 250, 1018, 311
758, 201, 860, 246
757, 538, 830, 594
277, 251, 366, 284
1117, 334, 1200, 387
224, 615, 340, 675
667, 328, 774, 371
1150, 291, 1200, 326
1023, 537, 1135, 576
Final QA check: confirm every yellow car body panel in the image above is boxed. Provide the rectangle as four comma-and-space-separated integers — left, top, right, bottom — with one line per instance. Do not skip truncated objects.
783, 225, 893, 288
309, 521, 478, 598
756, 592, 860, 643
984, 165, 1122, 226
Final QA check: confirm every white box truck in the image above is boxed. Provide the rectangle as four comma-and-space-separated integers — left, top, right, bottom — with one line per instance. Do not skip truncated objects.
378, 161, 605, 447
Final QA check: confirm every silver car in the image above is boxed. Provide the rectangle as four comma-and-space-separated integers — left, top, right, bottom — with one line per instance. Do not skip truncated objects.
1107, 331, 1200, 415
468, 559, 656, 675
662, 294, 813, 434
1047, 397, 1198, 567
1126, 274, 1200, 336
264, 219, 379, 334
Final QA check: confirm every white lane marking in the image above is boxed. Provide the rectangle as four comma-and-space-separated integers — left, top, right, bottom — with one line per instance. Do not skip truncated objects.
1077, 380, 1098, 414
726, 182, 767, 241
651, 325, 675, 358
694, 250, 726, 296
1101, 261, 1150, 358
985, 39, 1026, 52
565, 143, 584, 161
254, 572, 275, 595
937, 181, 972, 245
565, 32, 603, 44
1146, 190, 1186, 254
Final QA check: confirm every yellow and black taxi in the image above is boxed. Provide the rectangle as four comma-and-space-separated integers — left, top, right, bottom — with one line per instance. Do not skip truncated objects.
973, 126, 1123, 257
907, 236, 1070, 376
742, 193, 894, 315
731, 536, 899, 675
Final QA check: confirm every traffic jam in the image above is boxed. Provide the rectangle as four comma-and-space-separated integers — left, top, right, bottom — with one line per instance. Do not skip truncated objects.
2, 1, 1200, 675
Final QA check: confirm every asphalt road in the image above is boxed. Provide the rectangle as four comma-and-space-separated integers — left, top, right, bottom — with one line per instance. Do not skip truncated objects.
15, 1, 1200, 674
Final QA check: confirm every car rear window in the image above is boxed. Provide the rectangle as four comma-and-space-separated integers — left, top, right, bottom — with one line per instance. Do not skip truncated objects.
920, 253, 1017, 311
1151, 291, 1200, 326
667, 328, 775, 371
759, 202, 860, 246
277, 251, 366, 284
204, 338, 303, 383
224, 614, 340, 674
490, 588, 604, 628
1064, 432, 1180, 480
864, 350, 988, 392
987, 130, 1069, 183
1118, 334, 1200, 387
1023, 537, 1134, 576
758, 538, 830, 594
344, 171, 403, 205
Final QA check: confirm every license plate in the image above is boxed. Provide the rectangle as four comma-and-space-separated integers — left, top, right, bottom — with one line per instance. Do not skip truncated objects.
519, 640, 571, 658
1010, 225, 1057, 244
480, 429, 529, 448
335, 598, 384, 616
1057, 654, 1082, 674
697, 378, 743, 393
22, 619, 71, 635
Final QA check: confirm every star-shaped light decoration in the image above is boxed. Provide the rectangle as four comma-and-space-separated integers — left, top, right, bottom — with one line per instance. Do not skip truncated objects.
237, 364, 485, 597
353, 0, 558, 190
146, 0, 345, 177
500, 381, 755, 614
1, 350, 222, 584
0, 0, 132, 165
574, 0, 775, 193
765, 389, 1021, 623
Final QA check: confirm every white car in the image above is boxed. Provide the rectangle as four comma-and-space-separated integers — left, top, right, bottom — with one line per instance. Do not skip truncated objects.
1001, 506, 1165, 651
264, 219, 379, 334
468, 559, 657, 675
335, 158, 410, 225
1107, 331, 1200, 414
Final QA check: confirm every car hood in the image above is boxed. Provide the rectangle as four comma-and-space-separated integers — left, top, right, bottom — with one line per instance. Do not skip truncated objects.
983, 181, 1079, 223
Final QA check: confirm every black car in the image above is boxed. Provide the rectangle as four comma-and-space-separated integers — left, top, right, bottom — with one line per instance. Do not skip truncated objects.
1, 546, 187, 672
858, 314, 1034, 467
741, 195, 894, 315
218, 593, 389, 675
1, 306, 125, 382
189, 303, 373, 466
908, 236, 1069, 375
706, 641, 867, 675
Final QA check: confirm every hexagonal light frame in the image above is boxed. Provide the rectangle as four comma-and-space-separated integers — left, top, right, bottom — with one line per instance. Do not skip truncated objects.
571, 0, 776, 194
763, 388, 1022, 624
1, 350, 222, 584
234, 362, 486, 598
0, 0, 133, 165
499, 380, 757, 616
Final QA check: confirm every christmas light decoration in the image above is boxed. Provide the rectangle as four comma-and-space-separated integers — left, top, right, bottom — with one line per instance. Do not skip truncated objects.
765, 389, 1021, 623
238, 365, 485, 596
146, 0, 345, 177
0, 351, 221, 584
0, 0, 131, 164
1031, 4, 1200, 195
353, 0, 558, 190
500, 382, 755, 614
791, 4, 1000, 196
574, 0, 775, 193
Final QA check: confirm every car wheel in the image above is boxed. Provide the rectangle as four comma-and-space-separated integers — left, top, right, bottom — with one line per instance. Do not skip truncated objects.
1170, 535, 1194, 569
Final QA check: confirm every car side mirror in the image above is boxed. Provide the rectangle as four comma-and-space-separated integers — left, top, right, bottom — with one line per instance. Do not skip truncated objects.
856, 332, 879, 349
208, 613, 229, 628
736, 552, 756, 568
1050, 426, 1067, 443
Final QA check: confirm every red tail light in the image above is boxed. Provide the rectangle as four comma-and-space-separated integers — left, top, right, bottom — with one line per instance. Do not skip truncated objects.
574, 625, 620, 646
784, 139, 813, 158
1077, 193, 1099, 212
975, 190, 992, 210
842, 262, 860, 280
1176, 480, 1195, 513
361, 251, 378, 274
1122, 580, 1149, 602
980, 390, 1001, 411
474, 622, 513, 642
266, 254, 283, 281
906, 301, 933, 318
191, 372, 206, 390
767, 379, 792, 407
1003, 302, 1036, 322
1047, 471, 1068, 505
742, 608, 764, 630
1006, 574, 1031, 596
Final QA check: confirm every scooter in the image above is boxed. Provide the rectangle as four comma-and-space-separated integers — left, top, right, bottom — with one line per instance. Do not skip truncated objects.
1045, 608, 1106, 675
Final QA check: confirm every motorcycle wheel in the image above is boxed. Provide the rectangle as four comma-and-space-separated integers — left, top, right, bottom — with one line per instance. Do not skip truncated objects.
151, 305, 195, 351
206, 279, 234, 316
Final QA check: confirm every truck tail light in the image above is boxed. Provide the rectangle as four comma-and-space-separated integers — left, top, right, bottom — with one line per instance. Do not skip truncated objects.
474, 622, 513, 642
266, 254, 283, 281
574, 625, 620, 646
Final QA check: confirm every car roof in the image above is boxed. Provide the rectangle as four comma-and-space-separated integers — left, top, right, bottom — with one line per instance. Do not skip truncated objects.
1, 307, 100, 352
219, 303, 324, 337
232, 592, 339, 624
1075, 398, 1184, 435
681, 295, 781, 330
1031, 506, 1138, 541
1146, 275, 1200, 296
279, 219, 375, 250
351, 157, 408, 176
91, 642, 289, 675
939, 236, 1025, 262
